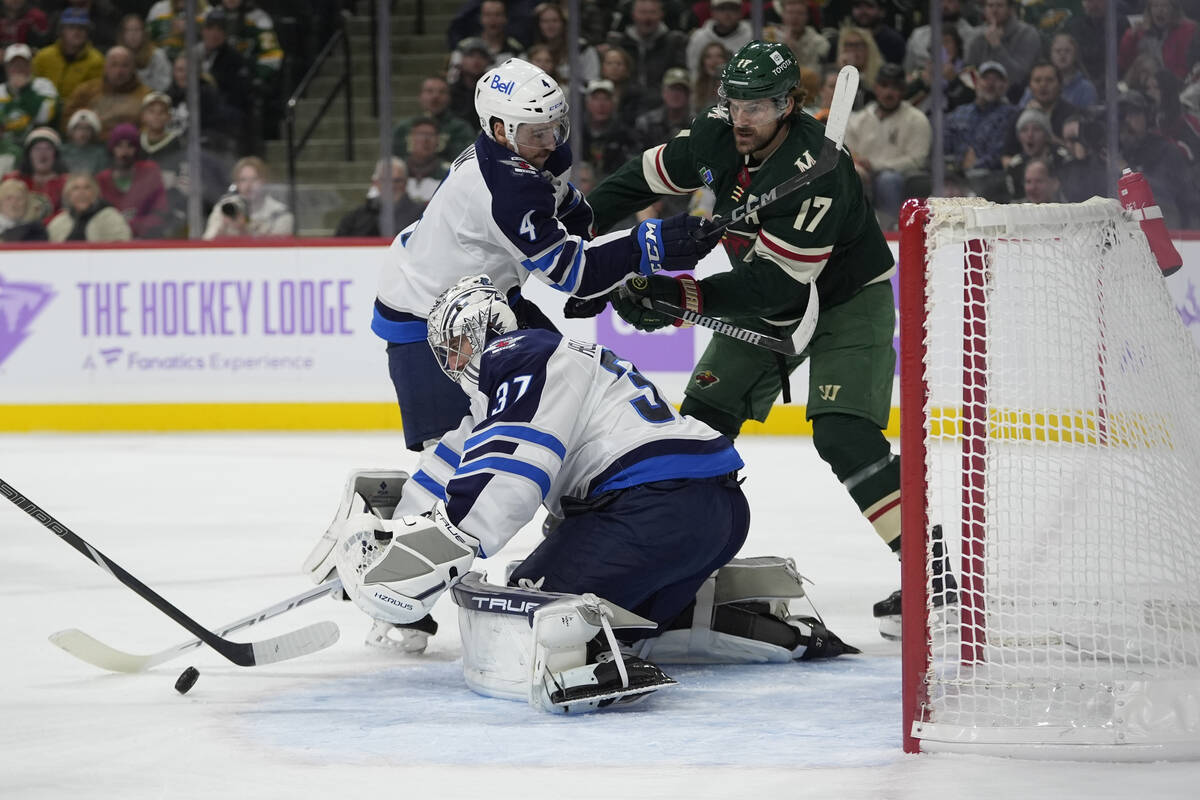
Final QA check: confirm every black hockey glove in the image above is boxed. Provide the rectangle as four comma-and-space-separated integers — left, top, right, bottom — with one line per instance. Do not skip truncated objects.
633, 213, 719, 275
563, 294, 609, 318
610, 274, 702, 332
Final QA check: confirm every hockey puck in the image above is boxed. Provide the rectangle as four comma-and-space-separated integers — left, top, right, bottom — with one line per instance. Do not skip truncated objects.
175, 666, 200, 695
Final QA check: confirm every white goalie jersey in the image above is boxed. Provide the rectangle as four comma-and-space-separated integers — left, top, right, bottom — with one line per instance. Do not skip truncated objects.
398, 329, 743, 558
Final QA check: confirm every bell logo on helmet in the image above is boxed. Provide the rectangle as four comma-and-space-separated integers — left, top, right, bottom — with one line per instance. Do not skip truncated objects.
490, 74, 516, 94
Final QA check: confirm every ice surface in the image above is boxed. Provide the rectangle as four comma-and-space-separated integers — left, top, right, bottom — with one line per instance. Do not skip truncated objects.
2, 433, 1196, 799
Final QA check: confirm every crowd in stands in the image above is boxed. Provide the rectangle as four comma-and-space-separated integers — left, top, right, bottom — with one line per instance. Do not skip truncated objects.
0, 0, 342, 242
5, 2, 1200, 241
386, 0, 1200, 234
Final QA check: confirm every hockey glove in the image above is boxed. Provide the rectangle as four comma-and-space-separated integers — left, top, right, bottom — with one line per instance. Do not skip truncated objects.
610, 274, 702, 332
633, 213, 718, 275
563, 294, 610, 318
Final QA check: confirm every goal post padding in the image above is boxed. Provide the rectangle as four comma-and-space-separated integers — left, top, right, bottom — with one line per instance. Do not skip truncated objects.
899, 197, 1200, 760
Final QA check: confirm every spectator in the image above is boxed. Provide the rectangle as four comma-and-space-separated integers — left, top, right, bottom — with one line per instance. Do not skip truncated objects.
906, 26, 975, 113
1119, 90, 1199, 227
117, 13, 170, 93
1058, 113, 1109, 202
1039, 32, 1098, 111
607, 0, 688, 113
3, 126, 67, 219
137, 90, 185, 235
944, 60, 1018, 201
691, 40, 729, 113
598, 45, 646, 125
812, 63, 841, 122
447, 0, 538, 51
0, 0, 51, 52
1066, 0, 1129, 94
59, 107, 107, 174
685, 0, 751, 81
580, 78, 640, 179
447, 38, 494, 129
1019, 61, 1080, 141
964, 0, 1041, 102
195, 8, 251, 123
635, 67, 693, 149
845, 62, 932, 230
835, 25, 882, 105
402, 117, 450, 205
47, 171, 130, 240
1144, 67, 1200, 160
1, 44, 59, 167
1021, 157, 1063, 204
904, 0, 977, 75
848, 0, 906, 66
0, 176, 47, 240
1004, 108, 1069, 200
528, 2, 599, 85
62, 45, 150, 140
1119, 0, 1199, 80
31, 8, 103, 103
392, 76, 476, 161
334, 158, 423, 238
166, 51, 241, 158
212, 0, 282, 84
523, 43, 560, 81
798, 65, 822, 116
764, 0, 829, 70
95, 122, 166, 238
146, 0, 207, 62
572, 159, 596, 194
464, 0, 523, 70
203, 155, 291, 239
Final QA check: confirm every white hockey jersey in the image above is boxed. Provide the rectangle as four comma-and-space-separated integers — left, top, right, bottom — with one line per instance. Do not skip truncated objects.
370, 135, 638, 344
399, 329, 743, 558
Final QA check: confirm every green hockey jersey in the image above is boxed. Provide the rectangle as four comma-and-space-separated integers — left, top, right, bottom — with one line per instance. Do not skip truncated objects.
587, 106, 894, 327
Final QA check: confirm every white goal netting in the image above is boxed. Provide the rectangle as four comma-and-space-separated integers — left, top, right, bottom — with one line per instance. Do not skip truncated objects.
907, 197, 1200, 759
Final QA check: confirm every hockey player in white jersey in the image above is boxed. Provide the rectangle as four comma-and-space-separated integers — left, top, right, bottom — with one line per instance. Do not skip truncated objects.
371, 57, 715, 454
326, 277, 858, 712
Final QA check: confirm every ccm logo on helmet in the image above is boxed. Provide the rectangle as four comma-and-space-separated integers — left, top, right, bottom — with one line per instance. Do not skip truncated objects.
490, 75, 516, 94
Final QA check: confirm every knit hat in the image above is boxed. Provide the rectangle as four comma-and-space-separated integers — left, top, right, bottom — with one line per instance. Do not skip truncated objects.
67, 108, 102, 134
24, 127, 61, 150
107, 123, 140, 151
1015, 107, 1052, 135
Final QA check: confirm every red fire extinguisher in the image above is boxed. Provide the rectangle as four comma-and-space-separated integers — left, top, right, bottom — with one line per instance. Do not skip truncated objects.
1118, 168, 1183, 277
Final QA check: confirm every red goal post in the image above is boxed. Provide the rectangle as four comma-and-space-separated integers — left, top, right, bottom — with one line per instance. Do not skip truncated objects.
898, 197, 1200, 760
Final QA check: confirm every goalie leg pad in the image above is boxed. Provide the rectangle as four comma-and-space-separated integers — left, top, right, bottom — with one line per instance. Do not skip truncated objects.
303, 469, 410, 584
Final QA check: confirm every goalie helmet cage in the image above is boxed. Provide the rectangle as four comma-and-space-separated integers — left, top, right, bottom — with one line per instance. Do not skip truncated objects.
897, 197, 1200, 761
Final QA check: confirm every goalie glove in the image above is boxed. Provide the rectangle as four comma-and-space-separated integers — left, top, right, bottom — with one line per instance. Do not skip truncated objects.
610, 274, 702, 332
632, 212, 718, 275
334, 502, 478, 625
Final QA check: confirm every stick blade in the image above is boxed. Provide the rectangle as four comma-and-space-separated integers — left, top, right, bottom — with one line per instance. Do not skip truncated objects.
248, 620, 340, 666
824, 65, 859, 151
49, 628, 173, 673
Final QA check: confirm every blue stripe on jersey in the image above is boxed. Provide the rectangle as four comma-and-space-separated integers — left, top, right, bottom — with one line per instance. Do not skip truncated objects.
433, 441, 461, 469
411, 469, 447, 502
465, 424, 567, 460
587, 437, 742, 495
521, 239, 583, 292
593, 447, 744, 495
457, 456, 552, 499
370, 302, 428, 343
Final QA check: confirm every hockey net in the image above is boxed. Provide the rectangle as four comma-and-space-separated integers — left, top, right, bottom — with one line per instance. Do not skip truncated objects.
898, 197, 1200, 760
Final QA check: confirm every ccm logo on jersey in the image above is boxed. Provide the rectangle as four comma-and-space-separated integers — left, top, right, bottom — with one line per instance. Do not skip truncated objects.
490, 75, 516, 94
729, 186, 778, 225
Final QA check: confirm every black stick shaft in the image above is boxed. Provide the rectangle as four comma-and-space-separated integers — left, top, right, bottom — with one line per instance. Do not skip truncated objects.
1, 478, 256, 666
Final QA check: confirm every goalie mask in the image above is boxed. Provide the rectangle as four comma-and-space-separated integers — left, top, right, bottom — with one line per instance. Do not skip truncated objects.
475, 58, 570, 154
427, 275, 518, 391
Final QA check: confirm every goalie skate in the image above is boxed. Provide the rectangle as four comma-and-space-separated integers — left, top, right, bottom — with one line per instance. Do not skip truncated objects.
364, 614, 438, 654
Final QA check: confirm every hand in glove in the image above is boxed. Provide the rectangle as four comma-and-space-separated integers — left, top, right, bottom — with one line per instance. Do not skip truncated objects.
633, 213, 719, 275
563, 294, 610, 318
610, 274, 703, 332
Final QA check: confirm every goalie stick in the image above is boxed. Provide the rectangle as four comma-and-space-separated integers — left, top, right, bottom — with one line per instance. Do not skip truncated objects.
1, 478, 340, 668
635, 65, 859, 353
49, 580, 344, 673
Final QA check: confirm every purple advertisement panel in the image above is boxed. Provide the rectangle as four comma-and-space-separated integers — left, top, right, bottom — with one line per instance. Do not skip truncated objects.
593, 307, 696, 371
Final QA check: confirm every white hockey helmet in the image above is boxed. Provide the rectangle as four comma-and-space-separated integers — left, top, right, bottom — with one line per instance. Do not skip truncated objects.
475, 57, 570, 153
427, 275, 518, 391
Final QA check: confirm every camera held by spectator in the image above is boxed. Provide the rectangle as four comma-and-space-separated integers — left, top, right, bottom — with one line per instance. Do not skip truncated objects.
219, 192, 247, 220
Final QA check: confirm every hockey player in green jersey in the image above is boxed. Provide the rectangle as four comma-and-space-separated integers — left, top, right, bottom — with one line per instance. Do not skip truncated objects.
580, 41, 935, 637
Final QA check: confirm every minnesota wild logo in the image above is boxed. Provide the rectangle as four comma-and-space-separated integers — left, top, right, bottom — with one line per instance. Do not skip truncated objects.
694, 370, 720, 388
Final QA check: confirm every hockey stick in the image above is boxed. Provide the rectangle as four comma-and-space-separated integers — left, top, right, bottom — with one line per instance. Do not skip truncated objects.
1, 478, 340, 668
49, 579, 344, 673
633, 65, 859, 353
